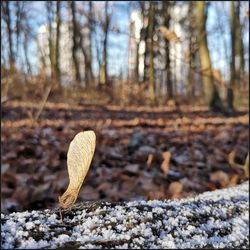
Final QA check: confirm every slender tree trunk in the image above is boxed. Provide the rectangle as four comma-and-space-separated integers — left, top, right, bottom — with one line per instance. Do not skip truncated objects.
187, 1, 195, 100
234, 1, 245, 91
15, 1, 21, 63
148, 2, 155, 103
172, 43, 177, 96
85, 1, 94, 87
163, 2, 173, 100
103, 35, 108, 85
83, 50, 93, 88
23, 31, 32, 75
143, 31, 148, 82
102, 1, 110, 86
135, 42, 139, 83
138, 1, 145, 83
140, 2, 148, 83
78, 30, 93, 88
94, 29, 102, 86
70, 0, 81, 83
143, 43, 148, 82
227, 1, 236, 110
187, 40, 195, 99
2, 1, 15, 68
46, 1, 55, 80
55, 0, 61, 89
74, 1, 94, 88
88, 1, 93, 66
196, 1, 223, 111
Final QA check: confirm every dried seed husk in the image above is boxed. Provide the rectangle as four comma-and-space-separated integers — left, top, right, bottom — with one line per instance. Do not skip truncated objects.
59, 131, 96, 209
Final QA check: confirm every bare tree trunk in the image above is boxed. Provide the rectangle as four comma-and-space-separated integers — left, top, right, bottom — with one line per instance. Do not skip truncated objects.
55, 0, 61, 89
46, 1, 55, 81
234, 1, 245, 91
143, 48, 148, 83
187, 41, 195, 99
227, 1, 235, 111
187, 1, 195, 100
70, 0, 81, 83
15, 1, 22, 62
137, 2, 145, 84
148, 2, 155, 103
134, 42, 139, 83
143, 40, 148, 83
163, 2, 173, 100
2, 1, 15, 68
85, 1, 94, 87
196, 2, 223, 111
78, 30, 93, 88
72, 1, 94, 88
101, 1, 110, 86
94, 28, 102, 86
88, 1, 93, 65
23, 31, 32, 75
139, 2, 148, 83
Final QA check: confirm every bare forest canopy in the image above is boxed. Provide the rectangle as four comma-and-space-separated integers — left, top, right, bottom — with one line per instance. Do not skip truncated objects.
1, 1, 249, 110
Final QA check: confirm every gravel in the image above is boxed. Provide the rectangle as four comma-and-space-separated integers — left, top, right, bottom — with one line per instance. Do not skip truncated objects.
1, 181, 249, 249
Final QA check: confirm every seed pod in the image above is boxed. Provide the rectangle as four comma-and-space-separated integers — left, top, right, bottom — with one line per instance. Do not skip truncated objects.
59, 131, 96, 209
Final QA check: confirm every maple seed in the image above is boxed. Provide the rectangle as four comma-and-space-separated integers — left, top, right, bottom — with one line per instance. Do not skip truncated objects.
58, 131, 96, 217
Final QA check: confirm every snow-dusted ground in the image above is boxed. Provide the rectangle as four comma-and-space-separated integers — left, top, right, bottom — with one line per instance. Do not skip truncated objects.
1, 181, 249, 249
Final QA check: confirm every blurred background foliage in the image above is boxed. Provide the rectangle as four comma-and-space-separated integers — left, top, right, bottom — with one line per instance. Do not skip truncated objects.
1, 1, 249, 110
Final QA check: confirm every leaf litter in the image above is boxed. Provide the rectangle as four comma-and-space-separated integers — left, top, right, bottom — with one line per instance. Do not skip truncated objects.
1, 100, 249, 213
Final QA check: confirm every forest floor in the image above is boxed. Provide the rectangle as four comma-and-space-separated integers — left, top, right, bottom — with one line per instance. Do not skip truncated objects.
1, 100, 249, 213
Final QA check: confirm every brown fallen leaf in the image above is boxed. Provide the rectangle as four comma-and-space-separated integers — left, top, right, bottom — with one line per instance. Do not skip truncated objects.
209, 170, 229, 188
214, 148, 226, 163
120, 180, 138, 197
32, 183, 52, 200
228, 150, 245, 175
137, 175, 155, 192
147, 154, 154, 168
228, 174, 239, 187
147, 190, 166, 200
214, 130, 231, 143
4, 151, 17, 159
97, 182, 113, 191
161, 151, 171, 175
168, 181, 183, 199
244, 153, 249, 178
2, 172, 17, 189
120, 174, 133, 182
79, 185, 100, 200
124, 164, 140, 174
97, 182, 120, 199
180, 177, 202, 192
12, 186, 31, 205
1, 187, 13, 197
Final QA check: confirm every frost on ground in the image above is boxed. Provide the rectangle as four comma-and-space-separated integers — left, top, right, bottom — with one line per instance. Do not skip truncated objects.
1, 181, 249, 249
